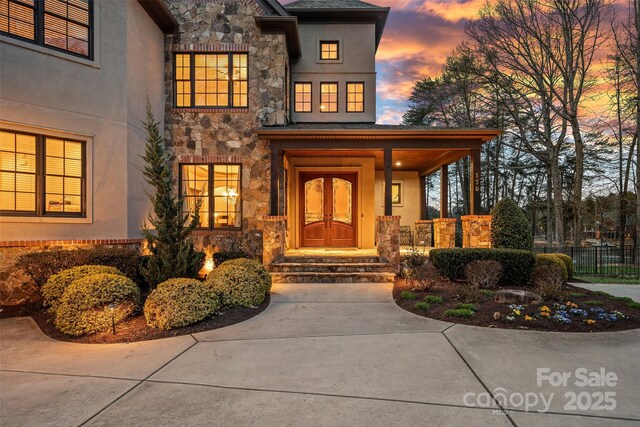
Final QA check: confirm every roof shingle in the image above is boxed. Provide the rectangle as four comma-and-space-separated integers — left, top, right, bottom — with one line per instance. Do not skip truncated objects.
285, 0, 383, 10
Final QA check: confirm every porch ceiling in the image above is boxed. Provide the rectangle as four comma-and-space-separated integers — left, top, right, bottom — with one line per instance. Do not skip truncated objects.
286, 148, 471, 175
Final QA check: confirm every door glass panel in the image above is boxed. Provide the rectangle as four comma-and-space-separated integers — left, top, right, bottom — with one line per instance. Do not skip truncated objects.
332, 178, 352, 225
304, 178, 324, 225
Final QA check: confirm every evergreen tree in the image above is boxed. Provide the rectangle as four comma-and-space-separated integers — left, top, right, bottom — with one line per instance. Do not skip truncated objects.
491, 197, 533, 250
140, 102, 204, 287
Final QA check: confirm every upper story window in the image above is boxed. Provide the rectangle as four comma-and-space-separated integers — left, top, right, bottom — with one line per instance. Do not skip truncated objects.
320, 82, 338, 113
0, 130, 85, 216
174, 52, 248, 109
346, 82, 365, 113
180, 163, 242, 229
0, 0, 92, 58
319, 41, 339, 60
294, 82, 312, 113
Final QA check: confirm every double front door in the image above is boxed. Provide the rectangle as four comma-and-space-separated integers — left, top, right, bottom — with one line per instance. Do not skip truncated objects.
300, 172, 357, 247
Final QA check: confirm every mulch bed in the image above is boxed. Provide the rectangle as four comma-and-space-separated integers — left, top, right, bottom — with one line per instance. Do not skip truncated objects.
394, 279, 640, 332
1, 294, 269, 344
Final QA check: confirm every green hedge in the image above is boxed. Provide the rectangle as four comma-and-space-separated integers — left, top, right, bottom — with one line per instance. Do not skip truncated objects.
144, 278, 220, 330
550, 253, 574, 280
491, 198, 533, 250
429, 248, 536, 286
42, 265, 125, 311
535, 254, 568, 282
54, 273, 140, 336
205, 258, 270, 307
212, 250, 250, 267
16, 247, 142, 287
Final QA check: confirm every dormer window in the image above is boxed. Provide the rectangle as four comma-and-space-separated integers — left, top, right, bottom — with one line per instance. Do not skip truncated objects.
319, 41, 339, 60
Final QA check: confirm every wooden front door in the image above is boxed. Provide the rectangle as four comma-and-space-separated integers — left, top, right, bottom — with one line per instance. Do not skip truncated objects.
300, 172, 357, 247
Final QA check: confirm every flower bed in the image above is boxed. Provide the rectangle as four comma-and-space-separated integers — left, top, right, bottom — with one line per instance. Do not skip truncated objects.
394, 279, 640, 332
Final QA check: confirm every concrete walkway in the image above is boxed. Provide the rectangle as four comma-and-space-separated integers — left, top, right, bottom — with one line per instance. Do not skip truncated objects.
1, 282, 639, 426
570, 282, 640, 302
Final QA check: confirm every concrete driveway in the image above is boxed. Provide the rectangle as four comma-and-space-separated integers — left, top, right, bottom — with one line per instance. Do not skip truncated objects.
1, 282, 639, 427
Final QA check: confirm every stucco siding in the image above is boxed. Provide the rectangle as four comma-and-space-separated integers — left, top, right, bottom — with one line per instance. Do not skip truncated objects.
375, 171, 421, 229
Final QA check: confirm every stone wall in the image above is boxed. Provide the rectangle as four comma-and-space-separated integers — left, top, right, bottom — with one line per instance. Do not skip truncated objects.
0, 241, 142, 306
377, 216, 401, 271
433, 218, 457, 249
263, 216, 287, 265
164, 0, 289, 259
415, 220, 433, 247
461, 215, 492, 248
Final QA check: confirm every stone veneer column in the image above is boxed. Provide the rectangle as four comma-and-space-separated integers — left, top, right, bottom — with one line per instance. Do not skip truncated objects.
377, 216, 400, 271
414, 220, 433, 246
433, 218, 457, 249
461, 215, 492, 248
263, 216, 287, 265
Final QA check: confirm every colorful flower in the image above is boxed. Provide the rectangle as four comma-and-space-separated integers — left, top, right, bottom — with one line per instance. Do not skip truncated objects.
540, 306, 551, 313
524, 315, 533, 321
586, 319, 596, 325
540, 311, 550, 317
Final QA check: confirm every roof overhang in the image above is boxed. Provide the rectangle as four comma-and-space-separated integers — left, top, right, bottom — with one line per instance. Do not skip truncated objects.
137, 0, 178, 34
254, 16, 302, 62
285, 7, 390, 51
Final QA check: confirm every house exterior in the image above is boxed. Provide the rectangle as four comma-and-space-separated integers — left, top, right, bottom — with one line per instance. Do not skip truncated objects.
0, 0, 499, 303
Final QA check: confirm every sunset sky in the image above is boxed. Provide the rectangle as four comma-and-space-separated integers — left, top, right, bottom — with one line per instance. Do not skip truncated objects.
281, 0, 487, 124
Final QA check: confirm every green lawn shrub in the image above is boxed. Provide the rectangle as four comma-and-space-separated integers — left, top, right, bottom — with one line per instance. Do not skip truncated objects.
424, 295, 443, 304
17, 247, 142, 287
213, 250, 251, 267
205, 258, 270, 307
479, 289, 496, 297
549, 253, 574, 280
400, 291, 417, 300
491, 198, 533, 250
455, 303, 476, 311
415, 301, 430, 311
445, 308, 475, 318
535, 254, 568, 282
584, 300, 604, 306
429, 248, 536, 286
42, 265, 125, 311
54, 274, 140, 336
144, 278, 220, 330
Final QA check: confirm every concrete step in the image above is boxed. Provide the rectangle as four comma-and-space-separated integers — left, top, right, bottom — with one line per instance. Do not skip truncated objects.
269, 262, 394, 274
270, 272, 396, 284
283, 256, 383, 264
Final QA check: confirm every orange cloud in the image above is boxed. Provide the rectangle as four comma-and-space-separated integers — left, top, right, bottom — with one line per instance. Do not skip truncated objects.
417, 0, 486, 22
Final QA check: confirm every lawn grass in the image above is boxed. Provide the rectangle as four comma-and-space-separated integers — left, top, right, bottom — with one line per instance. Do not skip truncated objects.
575, 276, 640, 285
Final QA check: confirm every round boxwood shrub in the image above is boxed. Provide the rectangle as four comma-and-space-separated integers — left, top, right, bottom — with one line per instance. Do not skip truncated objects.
550, 253, 574, 280
491, 198, 533, 250
206, 258, 270, 307
54, 274, 140, 336
535, 254, 568, 282
144, 278, 221, 330
219, 258, 272, 293
42, 265, 125, 311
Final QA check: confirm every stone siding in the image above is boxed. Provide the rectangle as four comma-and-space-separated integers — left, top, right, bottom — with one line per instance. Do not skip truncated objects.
164, 0, 289, 259
433, 218, 457, 249
377, 216, 401, 271
461, 215, 492, 248
263, 216, 288, 265
415, 220, 433, 247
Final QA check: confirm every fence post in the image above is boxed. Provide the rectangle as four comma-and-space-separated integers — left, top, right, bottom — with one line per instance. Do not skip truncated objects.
594, 246, 598, 275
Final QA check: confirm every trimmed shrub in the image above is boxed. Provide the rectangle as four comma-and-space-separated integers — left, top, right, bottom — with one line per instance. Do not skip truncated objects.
213, 250, 251, 267
465, 260, 503, 289
457, 282, 480, 302
54, 274, 140, 336
491, 198, 533, 250
16, 247, 142, 287
220, 258, 272, 293
400, 291, 417, 300
550, 253, 574, 280
42, 265, 125, 311
144, 278, 220, 330
205, 259, 270, 307
455, 303, 476, 311
429, 248, 536, 286
424, 295, 443, 304
535, 254, 568, 282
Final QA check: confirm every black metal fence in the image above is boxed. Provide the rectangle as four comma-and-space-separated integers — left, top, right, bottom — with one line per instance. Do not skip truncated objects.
534, 246, 640, 279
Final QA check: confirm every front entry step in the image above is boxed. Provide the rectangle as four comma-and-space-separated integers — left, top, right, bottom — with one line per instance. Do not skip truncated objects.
270, 272, 396, 284
269, 255, 396, 283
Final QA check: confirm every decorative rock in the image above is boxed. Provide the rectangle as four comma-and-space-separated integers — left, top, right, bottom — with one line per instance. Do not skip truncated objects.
495, 289, 543, 305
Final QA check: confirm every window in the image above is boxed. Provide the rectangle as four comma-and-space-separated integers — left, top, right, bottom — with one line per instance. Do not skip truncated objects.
180, 164, 241, 229
294, 82, 312, 113
174, 53, 248, 108
0, 130, 85, 216
320, 41, 339, 60
346, 82, 365, 113
320, 82, 338, 113
0, 0, 92, 58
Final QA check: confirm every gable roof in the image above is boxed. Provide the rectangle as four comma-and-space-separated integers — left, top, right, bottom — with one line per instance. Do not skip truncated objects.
285, 0, 381, 9
137, 0, 178, 33
256, 0, 291, 16
284, 0, 389, 51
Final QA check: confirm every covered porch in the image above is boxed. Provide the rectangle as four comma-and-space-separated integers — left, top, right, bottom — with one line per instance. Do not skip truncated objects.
255, 125, 501, 268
